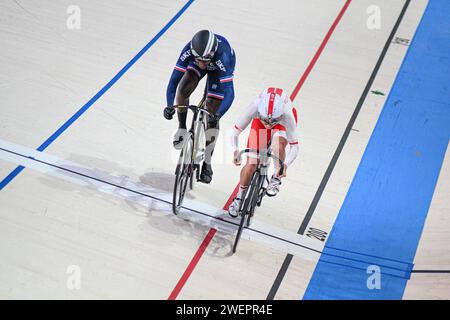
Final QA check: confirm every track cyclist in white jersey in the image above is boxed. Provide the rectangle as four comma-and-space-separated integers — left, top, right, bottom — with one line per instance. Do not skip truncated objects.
228, 87, 300, 218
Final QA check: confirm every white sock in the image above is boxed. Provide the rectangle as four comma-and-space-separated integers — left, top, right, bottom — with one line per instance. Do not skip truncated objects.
236, 185, 247, 199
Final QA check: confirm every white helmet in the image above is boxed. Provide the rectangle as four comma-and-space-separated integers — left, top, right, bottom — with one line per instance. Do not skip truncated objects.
257, 88, 286, 127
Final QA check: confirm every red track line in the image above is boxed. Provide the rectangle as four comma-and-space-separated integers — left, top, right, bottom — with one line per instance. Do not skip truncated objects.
168, 228, 217, 300
168, 0, 352, 299
222, 183, 240, 210
290, 0, 352, 101
223, 0, 352, 212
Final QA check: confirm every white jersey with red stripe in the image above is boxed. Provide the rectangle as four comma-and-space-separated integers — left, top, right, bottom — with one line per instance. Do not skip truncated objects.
231, 88, 300, 167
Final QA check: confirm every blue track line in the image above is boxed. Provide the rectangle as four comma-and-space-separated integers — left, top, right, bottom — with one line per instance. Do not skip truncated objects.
0, 0, 195, 190
304, 0, 450, 299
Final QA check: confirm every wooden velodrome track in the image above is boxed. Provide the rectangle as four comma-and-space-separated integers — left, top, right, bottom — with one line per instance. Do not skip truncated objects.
0, 0, 448, 299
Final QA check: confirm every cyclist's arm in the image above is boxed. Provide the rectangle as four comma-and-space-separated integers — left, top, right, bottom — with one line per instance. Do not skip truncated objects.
285, 143, 299, 168
216, 55, 236, 117
166, 72, 183, 107
166, 43, 191, 107
230, 98, 259, 151
283, 107, 300, 167
217, 82, 234, 117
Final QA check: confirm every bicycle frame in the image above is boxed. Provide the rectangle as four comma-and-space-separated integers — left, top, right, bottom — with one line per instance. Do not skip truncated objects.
191, 100, 207, 167
174, 101, 212, 166
232, 148, 285, 253
171, 96, 214, 215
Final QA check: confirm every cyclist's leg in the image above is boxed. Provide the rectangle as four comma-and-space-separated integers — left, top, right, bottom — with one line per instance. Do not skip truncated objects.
271, 127, 288, 175
175, 69, 202, 128
270, 106, 297, 176
203, 96, 221, 166
173, 65, 206, 148
200, 73, 225, 183
229, 119, 267, 216
239, 118, 265, 182
266, 126, 288, 197
229, 154, 258, 217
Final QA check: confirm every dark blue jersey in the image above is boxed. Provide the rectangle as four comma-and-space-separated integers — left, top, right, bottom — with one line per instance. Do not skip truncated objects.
166, 34, 236, 117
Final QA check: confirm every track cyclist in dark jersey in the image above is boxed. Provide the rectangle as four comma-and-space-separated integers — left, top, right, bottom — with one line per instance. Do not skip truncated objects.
164, 30, 236, 184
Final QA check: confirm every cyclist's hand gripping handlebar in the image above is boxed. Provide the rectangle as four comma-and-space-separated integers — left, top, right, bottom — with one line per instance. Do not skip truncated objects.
236, 149, 286, 176
163, 106, 175, 120
172, 104, 214, 117
233, 150, 241, 166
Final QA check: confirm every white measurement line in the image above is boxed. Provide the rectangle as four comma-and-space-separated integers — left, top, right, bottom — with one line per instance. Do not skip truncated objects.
0, 138, 324, 261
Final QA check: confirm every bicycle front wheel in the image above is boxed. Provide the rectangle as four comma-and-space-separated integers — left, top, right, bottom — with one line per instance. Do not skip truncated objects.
232, 210, 248, 253
232, 170, 260, 253
172, 133, 194, 215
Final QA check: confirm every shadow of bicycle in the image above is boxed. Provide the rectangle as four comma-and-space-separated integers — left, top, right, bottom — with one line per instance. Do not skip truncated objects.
35, 153, 234, 257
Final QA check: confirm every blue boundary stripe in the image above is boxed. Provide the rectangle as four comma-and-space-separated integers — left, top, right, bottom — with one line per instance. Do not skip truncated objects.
319, 250, 412, 275
317, 260, 410, 280
0, 0, 195, 190
304, 0, 450, 299
324, 245, 414, 265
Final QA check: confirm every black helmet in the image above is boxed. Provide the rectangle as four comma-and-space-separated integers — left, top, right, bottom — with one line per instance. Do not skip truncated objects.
190, 30, 218, 61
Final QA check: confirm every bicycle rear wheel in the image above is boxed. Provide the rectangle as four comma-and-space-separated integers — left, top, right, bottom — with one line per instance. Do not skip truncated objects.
232, 171, 260, 253
172, 133, 193, 215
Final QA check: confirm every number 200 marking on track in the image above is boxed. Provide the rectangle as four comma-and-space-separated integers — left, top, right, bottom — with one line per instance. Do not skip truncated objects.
306, 227, 328, 242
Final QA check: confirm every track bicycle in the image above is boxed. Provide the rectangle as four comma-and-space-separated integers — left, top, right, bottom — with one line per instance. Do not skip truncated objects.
172, 96, 214, 215
232, 148, 285, 253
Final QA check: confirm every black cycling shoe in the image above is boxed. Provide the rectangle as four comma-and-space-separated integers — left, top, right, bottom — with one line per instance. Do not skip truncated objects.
199, 163, 213, 184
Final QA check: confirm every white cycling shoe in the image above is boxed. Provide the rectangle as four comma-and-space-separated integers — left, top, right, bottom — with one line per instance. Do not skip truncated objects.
228, 197, 242, 218
266, 176, 281, 197
173, 128, 186, 150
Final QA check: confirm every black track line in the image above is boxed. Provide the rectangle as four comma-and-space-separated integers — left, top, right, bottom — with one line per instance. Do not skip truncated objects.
267, 0, 411, 300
